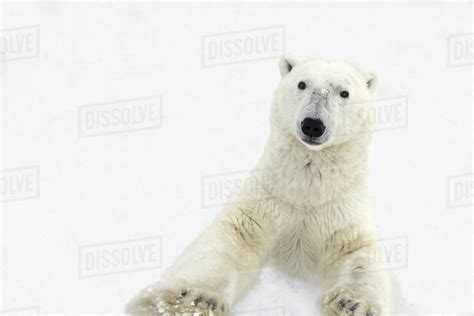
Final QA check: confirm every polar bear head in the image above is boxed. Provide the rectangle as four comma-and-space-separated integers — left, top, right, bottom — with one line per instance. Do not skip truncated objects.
273, 57, 377, 151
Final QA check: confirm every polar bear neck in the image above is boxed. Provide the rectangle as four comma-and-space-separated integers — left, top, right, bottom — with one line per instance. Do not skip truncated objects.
254, 124, 372, 210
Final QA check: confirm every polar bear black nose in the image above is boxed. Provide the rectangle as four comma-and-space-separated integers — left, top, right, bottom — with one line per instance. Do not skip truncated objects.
301, 118, 326, 138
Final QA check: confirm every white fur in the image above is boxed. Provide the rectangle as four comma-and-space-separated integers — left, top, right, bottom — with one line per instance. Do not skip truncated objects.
127, 57, 394, 316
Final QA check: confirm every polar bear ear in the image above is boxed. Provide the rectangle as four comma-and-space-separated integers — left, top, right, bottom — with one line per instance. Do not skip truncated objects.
366, 72, 377, 93
279, 56, 297, 77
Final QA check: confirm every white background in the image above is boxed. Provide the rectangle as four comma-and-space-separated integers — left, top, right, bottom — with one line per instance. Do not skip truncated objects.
1, 2, 472, 315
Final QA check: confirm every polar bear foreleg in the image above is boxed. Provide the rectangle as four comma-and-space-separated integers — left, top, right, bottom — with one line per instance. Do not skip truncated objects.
127, 205, 274, 316
320, 234, 393, 316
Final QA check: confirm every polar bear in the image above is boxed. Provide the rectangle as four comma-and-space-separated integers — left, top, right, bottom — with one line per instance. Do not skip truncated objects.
127, 57, 394, 316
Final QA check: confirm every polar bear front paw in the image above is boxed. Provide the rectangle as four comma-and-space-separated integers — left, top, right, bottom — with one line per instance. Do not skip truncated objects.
322, 286, 380, 316
126, 283, 229, 316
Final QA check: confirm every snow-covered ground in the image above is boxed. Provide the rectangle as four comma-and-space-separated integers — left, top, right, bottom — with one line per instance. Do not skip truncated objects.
1, 2, 471, 315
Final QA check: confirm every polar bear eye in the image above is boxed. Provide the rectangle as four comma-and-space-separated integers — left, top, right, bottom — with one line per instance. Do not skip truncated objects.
340, 90, 349, 98
297, 82, 306, 90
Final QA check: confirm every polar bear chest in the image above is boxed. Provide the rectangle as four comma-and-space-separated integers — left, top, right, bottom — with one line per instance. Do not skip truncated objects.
270, 213, 323, 280
268, 194, 368, 281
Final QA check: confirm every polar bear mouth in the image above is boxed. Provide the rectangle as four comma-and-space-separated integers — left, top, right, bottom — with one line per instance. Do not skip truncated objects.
300, 137, 324, 146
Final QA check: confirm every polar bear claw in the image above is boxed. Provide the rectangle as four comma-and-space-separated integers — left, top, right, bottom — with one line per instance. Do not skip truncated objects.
126, 283, 229, 316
